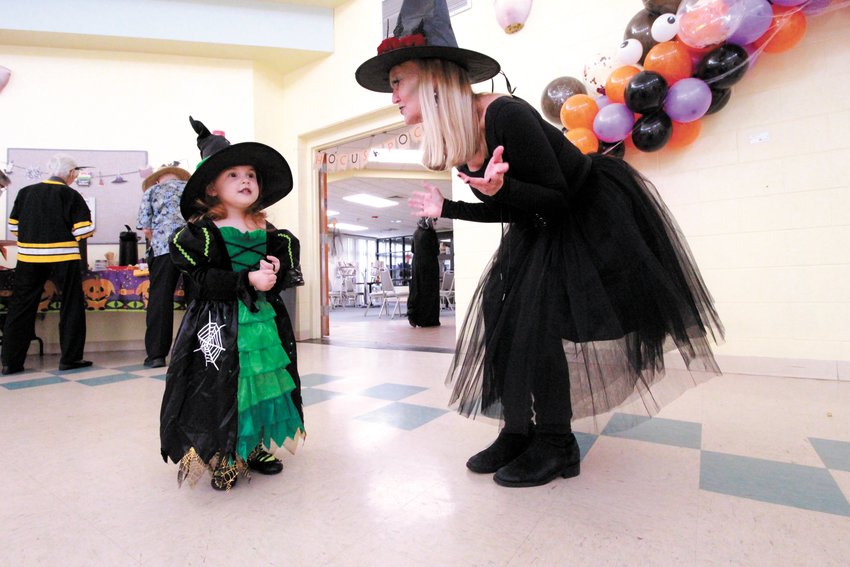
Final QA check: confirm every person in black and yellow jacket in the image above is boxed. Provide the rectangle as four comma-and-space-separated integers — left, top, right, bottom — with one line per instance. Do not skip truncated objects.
2, 154, 95, 375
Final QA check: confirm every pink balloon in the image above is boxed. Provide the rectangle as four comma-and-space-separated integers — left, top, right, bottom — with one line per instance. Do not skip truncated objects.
676, 0, 746, 48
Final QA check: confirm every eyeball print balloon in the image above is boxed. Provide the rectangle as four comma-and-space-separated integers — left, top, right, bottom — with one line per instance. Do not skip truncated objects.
624, 9, 659, 64
651, 13, 680, 42
676, 0, 746, 49
617, 39, 644, 66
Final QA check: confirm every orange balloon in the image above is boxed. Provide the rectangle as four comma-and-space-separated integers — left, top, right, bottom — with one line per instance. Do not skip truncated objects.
668, 119, 702, 149
644, 41, 693, 85
560, 94, 599, 131
565, 127, 599, 155
605, 65, 640, 104
753, 6, 807, 54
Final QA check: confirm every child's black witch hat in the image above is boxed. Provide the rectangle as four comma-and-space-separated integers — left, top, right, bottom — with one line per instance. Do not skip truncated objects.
180, 116, 293, 220
355, 0, 500, 93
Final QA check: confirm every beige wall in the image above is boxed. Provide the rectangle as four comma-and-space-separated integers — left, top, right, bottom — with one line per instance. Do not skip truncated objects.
2, 0, 848, 371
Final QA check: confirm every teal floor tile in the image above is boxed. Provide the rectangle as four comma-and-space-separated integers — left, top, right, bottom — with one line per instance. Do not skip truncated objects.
574, 431, 598, 461
302, 388, 343, 406
358, 383, 428, 401
48, 365, 102, 375
1, 376, 69, 390
700, 450, 850, 517
77, 373, 143, 386
356, 402, 448, 431
809, 438, 850, 473
602, 413, 702, 450
301, 373, 345, 388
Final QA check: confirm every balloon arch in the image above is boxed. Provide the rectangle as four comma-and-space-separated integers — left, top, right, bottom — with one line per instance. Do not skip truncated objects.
530, 0, 848, 156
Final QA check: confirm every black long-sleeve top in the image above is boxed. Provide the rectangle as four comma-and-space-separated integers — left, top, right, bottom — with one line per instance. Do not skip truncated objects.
440, 96, 592, 226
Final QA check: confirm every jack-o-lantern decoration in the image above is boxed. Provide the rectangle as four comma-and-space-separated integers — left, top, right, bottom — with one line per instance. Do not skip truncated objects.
83, 277, 115, 310
135, 280, 151, 309
39, 280, 57, 312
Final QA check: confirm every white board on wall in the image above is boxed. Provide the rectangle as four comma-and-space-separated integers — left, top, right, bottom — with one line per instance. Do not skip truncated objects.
5, 148, 148, 244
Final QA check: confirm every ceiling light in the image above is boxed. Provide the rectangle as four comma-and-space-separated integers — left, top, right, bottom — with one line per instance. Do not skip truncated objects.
368, 148, 424, 165
343, 193, 399, 208
326, 209, 339, 217
331, 222, 368, 232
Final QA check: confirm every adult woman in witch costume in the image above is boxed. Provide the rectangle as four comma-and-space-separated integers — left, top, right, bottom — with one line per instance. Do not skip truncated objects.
160, 117, 305, 491
356, 0, 723, 488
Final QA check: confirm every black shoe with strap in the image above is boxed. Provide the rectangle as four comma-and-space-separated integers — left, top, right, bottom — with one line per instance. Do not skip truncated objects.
210, 459, 239, 491
493, 432, 581, 488
466, 426, 535, 474
247, 446, 284, 475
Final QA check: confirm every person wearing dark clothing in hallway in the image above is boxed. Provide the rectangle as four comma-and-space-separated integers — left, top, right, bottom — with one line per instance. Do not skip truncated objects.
407, 216, 441, 327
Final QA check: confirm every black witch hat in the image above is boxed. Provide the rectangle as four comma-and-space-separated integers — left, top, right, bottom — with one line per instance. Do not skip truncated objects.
355, 0, 500, 93
180, 116, 293, 220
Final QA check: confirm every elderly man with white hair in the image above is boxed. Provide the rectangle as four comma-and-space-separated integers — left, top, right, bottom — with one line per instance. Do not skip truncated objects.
2, 154, 95, 375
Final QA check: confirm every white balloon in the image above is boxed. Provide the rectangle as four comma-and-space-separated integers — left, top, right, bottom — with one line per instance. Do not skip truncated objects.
583, 51, 618, 95
494, 0, 533, 34
651, 13, 680, 42
0, 66, 10, 94
617, 39, 644, 66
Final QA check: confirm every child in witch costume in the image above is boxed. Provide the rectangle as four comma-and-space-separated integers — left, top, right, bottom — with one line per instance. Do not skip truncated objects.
160, 117, 305, 491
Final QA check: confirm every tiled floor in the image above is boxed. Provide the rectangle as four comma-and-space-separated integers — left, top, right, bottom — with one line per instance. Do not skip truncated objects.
2, 337, 849, 566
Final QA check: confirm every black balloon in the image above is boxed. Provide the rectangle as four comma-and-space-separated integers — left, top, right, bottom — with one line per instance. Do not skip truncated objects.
624, 71, 668, 114
624, 9, 659, 65
696, 44, 749, 90
597, 140, 626, 159
541, 76, 587, 124
706, 87, 732, 115
631, 112, 673, 152
642, 0, 682, 15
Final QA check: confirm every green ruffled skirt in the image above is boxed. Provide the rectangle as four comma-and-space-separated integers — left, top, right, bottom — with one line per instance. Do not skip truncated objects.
235, 296, 303, 459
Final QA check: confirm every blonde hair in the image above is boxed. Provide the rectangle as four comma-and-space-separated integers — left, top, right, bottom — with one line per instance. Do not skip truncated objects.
416, 59, 481, 171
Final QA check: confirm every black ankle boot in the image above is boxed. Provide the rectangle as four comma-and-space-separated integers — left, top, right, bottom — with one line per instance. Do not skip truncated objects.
466, 427, 534, 474
493, 433, 580, 488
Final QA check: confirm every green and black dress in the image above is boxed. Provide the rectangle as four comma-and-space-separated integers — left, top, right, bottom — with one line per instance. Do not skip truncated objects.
160, 218, 304, 486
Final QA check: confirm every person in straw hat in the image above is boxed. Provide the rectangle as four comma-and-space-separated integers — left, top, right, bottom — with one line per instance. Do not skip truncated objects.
137, 162, 191, 368
357, 0, 723, 488
159, 117, 304, 492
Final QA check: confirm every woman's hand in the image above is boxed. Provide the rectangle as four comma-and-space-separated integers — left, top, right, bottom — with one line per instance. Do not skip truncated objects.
457, 145, 509, 196
408, 181, 445, 218
262, 255, 280, 274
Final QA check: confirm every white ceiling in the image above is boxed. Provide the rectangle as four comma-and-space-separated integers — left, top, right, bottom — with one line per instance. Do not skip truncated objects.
327, 174, 452, 239
325, 125, 453, 239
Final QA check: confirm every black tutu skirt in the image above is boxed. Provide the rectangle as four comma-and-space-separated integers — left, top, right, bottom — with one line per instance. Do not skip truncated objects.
447, 154, 724, 425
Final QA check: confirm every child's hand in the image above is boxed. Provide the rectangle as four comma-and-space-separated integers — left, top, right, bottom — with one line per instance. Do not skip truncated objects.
249, 268, 277, 292
260, 256, 280, 274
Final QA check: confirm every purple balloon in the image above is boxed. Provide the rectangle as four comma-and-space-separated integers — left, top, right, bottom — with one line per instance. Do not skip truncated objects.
595, 94, 612, 109
663, 78, 711, 123
727, 0, 773, 45
803, 0, 831, 16
593, 103, 635, 143
771, 0, 806, 5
